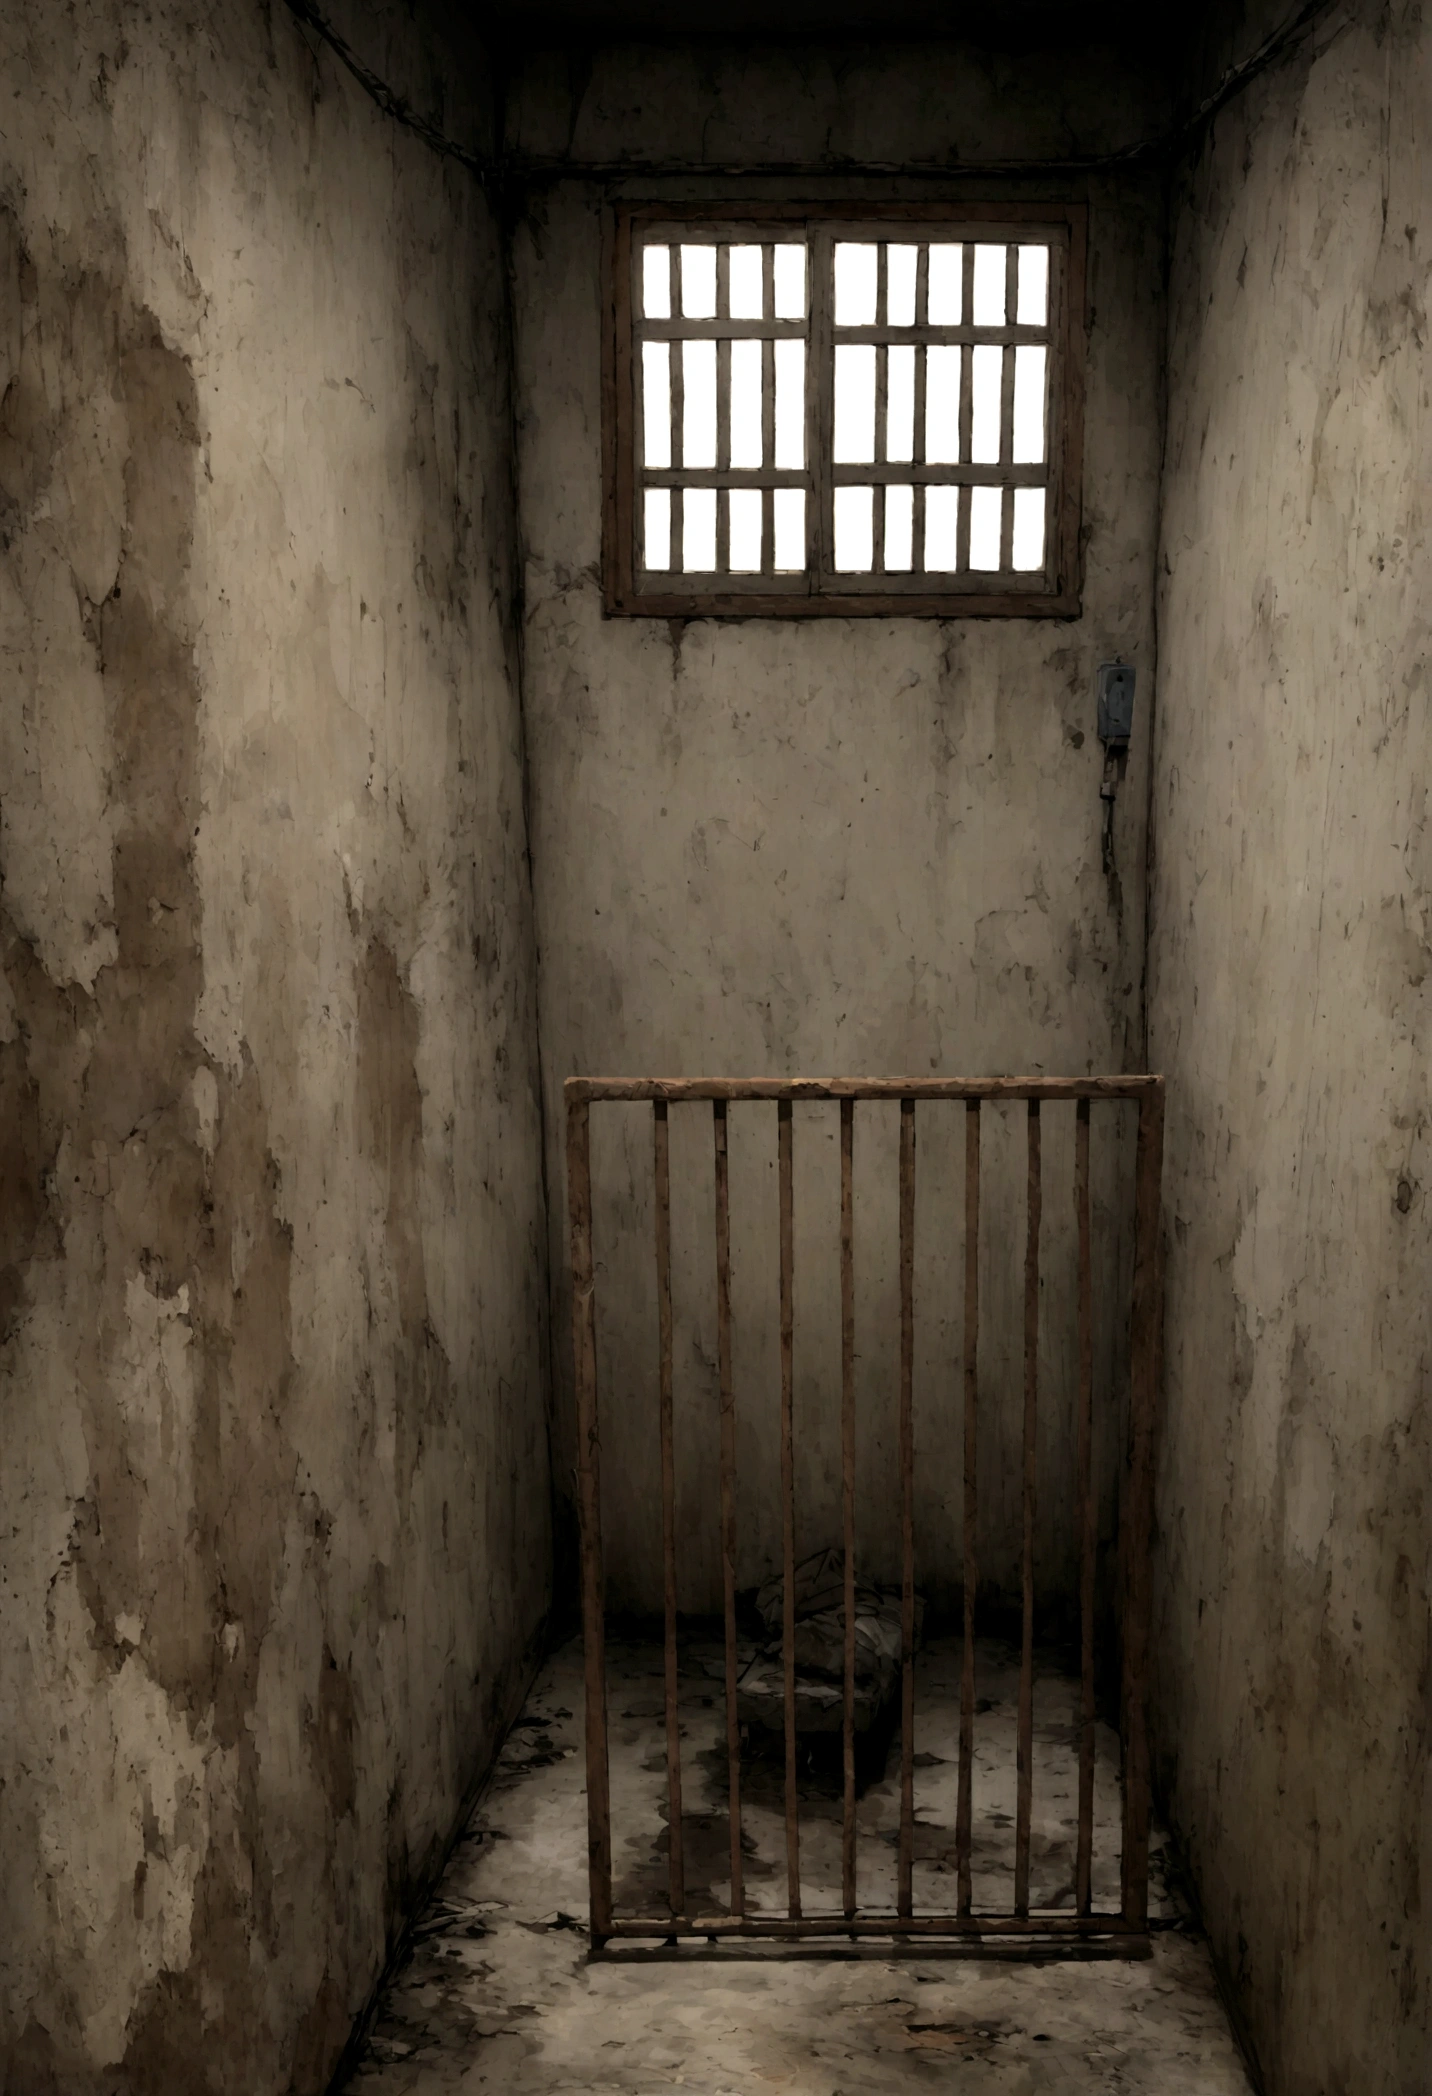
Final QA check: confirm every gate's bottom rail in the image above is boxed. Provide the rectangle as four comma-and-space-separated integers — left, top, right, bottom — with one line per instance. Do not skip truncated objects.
568, 1075, 1164, 1959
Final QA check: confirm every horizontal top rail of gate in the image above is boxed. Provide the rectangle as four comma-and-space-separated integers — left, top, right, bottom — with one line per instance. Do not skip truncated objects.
567, 1072, 1164, 1960
566, 1074, 1161, 1103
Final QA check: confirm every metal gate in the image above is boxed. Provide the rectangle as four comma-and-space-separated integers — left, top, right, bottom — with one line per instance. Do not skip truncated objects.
567, 1074, 1164, 1955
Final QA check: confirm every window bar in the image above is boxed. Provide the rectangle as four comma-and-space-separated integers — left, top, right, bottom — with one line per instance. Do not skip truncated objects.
670, 345, 685, 573
840, 1097, 858, 1921
761, 308, 776, 576
568, 1096, 613, 1945
717, 333, 732, 573
912, 246, 929, 569
873, 344, 889, 574
809, 231, 831, 582
1075, 1097, 1097, 1916
1000, 252, 1018, 571
653, 1101, 685, 1921
956, 1099, 980, 1916
1014, 1099, 1041, 1917
779, 1098, 802, 1918
956, 244, 975, 572
897, 1097, 917, 1919
713, 1101, 744, 1918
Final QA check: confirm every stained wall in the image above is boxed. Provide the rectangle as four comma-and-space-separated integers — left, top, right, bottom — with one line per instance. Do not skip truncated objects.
1150, 4, 1432, 2088
509, 45, 1168, 1617
0, 4, 550, 2091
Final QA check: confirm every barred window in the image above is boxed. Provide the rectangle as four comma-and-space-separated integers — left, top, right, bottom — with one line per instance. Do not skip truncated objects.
604, 204, 1087, 619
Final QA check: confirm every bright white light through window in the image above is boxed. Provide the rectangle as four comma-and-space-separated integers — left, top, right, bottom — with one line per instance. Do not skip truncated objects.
644, 487, 671, 569
925, 484, 960, 570
682, 339, 717, 468
887, 245, 918, 326
834, 344, 876, 462
834, 484, 874, 571
884, 484, 914, 570
925, 345, 961, 464
972, 244, 1006, 325
773, 486, 805, 570
622, 219, 1071, 602
681, 244, 717, 319
642, 341, 671, 468
886, 345, 914, 461
774, 339, 805, 469
729, 488, 763, 571
968, 484, 1002, 569
1012, 486, 1045, 570
729, 245, 764, 319
927, 245, 962, 324
970, 345, 1002, 464
643, 245, 671, 319
834, 242, 878, 326
1017, 245, 1049, 326
1012, 346, 1046, 464
683, 487, 717, 569
773, 245, 806, 318
730, 340, 764, 468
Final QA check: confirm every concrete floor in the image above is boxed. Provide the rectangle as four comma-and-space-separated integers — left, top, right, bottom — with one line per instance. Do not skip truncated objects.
347, 1637, 1253, 2093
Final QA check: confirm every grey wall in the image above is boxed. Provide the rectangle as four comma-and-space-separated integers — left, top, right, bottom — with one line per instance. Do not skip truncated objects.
510, 45, 1167, 1617
1150, 4, 1432, 2089
0, 4, 550, 2090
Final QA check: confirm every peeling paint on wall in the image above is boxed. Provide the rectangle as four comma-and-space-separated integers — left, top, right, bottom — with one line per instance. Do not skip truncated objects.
0, 5, 549, 2091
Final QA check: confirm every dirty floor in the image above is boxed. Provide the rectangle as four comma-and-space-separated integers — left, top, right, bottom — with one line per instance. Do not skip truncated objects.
347, 1637, 1253, 2092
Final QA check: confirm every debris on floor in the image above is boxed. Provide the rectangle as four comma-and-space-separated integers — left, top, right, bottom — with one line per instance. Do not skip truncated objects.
345, 1636, 1254, 2094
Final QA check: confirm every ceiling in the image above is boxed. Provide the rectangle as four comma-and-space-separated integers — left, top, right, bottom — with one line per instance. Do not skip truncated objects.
474, 0, 1186, 56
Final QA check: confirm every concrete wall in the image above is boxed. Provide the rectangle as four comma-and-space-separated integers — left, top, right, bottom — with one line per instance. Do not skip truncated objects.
1150, 5, 1432, 2089
510, 46, 1167, 1618
0, 5, 550, 2091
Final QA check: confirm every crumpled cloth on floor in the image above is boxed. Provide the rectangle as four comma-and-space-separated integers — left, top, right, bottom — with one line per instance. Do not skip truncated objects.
736, 1546, 924, 1735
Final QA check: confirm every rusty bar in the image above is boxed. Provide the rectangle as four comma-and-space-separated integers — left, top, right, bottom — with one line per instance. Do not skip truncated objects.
654, 1102, 685, 1920
713, 1101, 744, 1918
566, 1075, 1163, 1105
1075, 1098, 1096, 1916
841, 1097, 857, 1920
1121, 1085, 1165, 1928
897, 1097, 917, 1919
605, 1913, 1147, 1942
569, 1096, 613, 1945
1014, 1099, 1040, 1917
779, 1098, 801, 1917
956, 1099, 980, 1916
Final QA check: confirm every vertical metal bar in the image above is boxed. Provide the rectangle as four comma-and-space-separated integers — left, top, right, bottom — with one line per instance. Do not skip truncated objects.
840, 1097, 857, 1920
569, 1097, 612, 1945
956, 242, 975, 575
1121, 1085, 1165, 1929
1075, 1098, 1096, 1916
956, 1099, 980, 1917
1014, 1099, 1040, 1917
654, 1101, 685, 1921
897, 1097, 916, 1919
778, 1098, 801, 1917
713, 1101, 744, 1918
762, 306, 776, 576
671, 342, 686, 575
913, 244, 929, 573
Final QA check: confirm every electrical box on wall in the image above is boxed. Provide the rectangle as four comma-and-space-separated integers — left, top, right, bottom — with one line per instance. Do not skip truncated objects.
1097, 660, 1135, 747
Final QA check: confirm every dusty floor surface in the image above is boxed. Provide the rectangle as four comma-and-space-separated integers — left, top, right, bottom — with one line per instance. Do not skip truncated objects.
347, 1638, 1253, 2092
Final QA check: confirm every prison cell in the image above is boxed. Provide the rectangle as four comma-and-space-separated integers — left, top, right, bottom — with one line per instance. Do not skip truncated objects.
567, 1075, 1164, 1955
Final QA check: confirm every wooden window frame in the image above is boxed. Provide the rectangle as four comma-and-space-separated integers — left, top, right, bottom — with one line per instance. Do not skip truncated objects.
603, 200, 1088, 621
